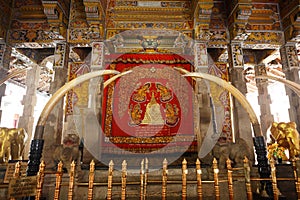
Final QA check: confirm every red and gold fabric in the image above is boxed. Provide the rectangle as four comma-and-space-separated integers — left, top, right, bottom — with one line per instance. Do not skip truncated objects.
101, 54, 196, 154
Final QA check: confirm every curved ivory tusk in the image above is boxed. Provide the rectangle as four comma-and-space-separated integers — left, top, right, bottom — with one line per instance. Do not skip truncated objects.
183, 72, 262, 137
174, 67, 190, 74
103, 70, 132, 88
0, 67, 32, 86
174, 67, 198, 80
255, 75, 300, 96
37, 70, 119, 128
174, 67, 202, 150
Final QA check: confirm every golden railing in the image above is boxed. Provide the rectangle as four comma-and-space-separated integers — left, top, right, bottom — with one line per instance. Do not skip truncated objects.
88, 160, 95, 200
196, 158, 203, 200
6, 157, 300, 199
107, 160, 113, 200
36, 160, 45, 200
244, 157, 253, 200
293, 158, 300, 199
54, 161, 63, 200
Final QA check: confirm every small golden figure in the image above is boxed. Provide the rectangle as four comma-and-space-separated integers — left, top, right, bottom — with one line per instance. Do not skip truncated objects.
270, 122, 300, 160
0, 127, 27, 162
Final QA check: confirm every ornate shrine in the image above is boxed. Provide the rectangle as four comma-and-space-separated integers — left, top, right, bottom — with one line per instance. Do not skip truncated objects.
0, 0, 300, 199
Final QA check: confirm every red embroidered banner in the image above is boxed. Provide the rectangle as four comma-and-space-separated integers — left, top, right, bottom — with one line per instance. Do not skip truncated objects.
101, 54, 196, 156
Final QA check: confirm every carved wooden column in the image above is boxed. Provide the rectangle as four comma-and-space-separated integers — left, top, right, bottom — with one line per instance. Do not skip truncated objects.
0, 43, 7, 123
2, 44, 12, 71
42, 1, 68, 39
90, 42, 104, 113
228, 43, 252, 144
79, 41, 105, 162
0, 43, 11, 123
83, 0, 105, 39
43, 42, 69, 167
280, 43, 300, 127
229, 44, 272, 192
193, 0, 213, 149
18, 63, 41, 160
194, 42, 211, 154
194, 0, 213, 42
255, 63, 274, 136
0, 42, 7, 68
0, 77, 5, 124
252, 62, 272, 198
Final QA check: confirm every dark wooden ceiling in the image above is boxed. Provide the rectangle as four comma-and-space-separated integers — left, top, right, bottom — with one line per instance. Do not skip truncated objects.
0, 0, 299, 93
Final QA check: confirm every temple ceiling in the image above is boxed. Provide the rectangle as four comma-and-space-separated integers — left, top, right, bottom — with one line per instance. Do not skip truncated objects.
0, 0, 300, 93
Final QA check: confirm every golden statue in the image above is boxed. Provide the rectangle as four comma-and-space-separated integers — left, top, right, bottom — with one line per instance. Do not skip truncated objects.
141, 93, 164, 125
270, 122, 300, 159
0, 127, 28, 163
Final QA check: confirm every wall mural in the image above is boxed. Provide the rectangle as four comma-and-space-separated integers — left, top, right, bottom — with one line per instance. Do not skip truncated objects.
208, 62, 232, 143
65, 62, 91, 116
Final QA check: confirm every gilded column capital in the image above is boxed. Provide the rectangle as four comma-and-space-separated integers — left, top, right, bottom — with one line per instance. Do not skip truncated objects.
280, 1, 300, 42
194, 0, 213, 42
284, 43, 300, 70
42, 1, 68, 39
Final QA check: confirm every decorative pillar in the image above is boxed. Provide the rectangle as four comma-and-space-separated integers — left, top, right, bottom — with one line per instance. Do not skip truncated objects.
90, 42, 104, 113
253, 62, 272, 197
255, 63, 273, 136
0, 42, 11, 123
229, 44, 270, 194
1, 41, 12, 70
0, 43, 5, 123
18, 64, 41, 160
228, 43, 252, 145
280, 43, 300, 127
80, 41, 105, 162
0, 70, 6, 124
43, 42, 69, 167
0, 42, 6, 67
194, 42, 211, 155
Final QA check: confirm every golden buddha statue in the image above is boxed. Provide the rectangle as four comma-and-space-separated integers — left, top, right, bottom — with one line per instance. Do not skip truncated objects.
141, 93, 164, 125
